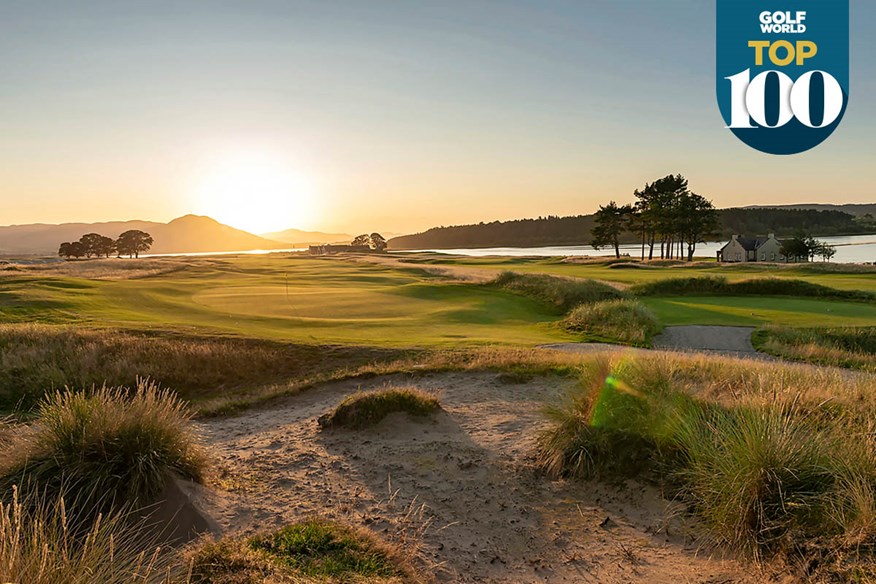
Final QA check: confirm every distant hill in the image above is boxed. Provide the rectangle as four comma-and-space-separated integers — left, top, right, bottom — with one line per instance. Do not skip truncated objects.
0, 215, 290, 256
261, 228, 354, 246
745, 203, 876, 216
389, 207, 876, 250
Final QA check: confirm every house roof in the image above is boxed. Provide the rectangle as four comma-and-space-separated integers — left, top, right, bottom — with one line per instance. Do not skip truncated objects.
719, 235, 777, 254
736, 237, 763, 251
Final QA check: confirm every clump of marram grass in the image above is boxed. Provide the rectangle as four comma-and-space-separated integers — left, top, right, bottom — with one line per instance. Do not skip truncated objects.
538, 356, 876, 575
0, 486, 174, 584
671, 404, 838, 554
0, 379, 207, 517
319, 388, 440, 430
563, 299, 660, 346
490, 271, 626, 313
189, 518, 419, 583
539, 359, 663, 479
754, 326, 876, 372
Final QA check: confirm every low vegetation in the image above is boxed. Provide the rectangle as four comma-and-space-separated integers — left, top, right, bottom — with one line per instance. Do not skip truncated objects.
537, 355, 876, 579
0, 324, 401, 413
490, 271, 625, 313
189, 519, 417, 583
563, 299, 660, 345
754, 326, 876, 372
319, 388, 440, 430
632, 275, 876, 301
1, 487, 173, 584
0, 380, 207, 517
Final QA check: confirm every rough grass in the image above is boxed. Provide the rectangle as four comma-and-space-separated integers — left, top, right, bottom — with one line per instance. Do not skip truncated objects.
0, 380, 208, 517
490, 271, 626, 313
0, 324, 402, 413
563, 299, 660, 346
319, 388, 440, 430
633, 276, 876, 302
0, 486, 174, 584
754, 327, 876, 372
189, 519, 419, 583
536, 354, 876, 577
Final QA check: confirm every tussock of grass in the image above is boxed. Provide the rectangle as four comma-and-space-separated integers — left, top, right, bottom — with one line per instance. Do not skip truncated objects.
490, 271, 626, 313
563, 300, 660, 346
536, 355, 876, 575
0, 380, 207, 516
754, 327, 876, 372
0, 324, 402, 413
0, 486, 173, 584
319, 388, 440, 430
632, 276, 876, 301
189, 519, 417, 583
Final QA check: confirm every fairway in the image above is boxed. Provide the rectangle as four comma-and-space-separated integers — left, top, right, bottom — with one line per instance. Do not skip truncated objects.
0, 256, 571, 347
643, 296, 876, 327
401, 253, 876, 293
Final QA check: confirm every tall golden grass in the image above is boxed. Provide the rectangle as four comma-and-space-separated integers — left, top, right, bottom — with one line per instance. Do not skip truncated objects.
0, 324, 402, 412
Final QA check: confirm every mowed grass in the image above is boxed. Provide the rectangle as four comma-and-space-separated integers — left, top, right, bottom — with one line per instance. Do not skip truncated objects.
0, 257, 571, 347
643, 296, 876, 327
402, 253, 876, 293
3, 255, 876, 351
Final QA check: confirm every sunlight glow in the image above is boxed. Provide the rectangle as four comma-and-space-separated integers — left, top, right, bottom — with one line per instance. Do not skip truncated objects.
193, 152, 318, 234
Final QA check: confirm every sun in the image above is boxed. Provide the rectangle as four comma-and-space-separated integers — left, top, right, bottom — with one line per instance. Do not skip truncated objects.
193, 152, 318, 234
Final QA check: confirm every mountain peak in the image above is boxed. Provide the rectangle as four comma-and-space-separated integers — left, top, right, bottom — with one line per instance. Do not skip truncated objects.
168, 214, 218, 225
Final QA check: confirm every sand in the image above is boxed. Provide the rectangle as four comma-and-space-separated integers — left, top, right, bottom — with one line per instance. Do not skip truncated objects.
195, 371, 776, 583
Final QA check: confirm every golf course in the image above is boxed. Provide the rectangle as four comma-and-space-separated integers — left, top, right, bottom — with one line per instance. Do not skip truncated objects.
2, 252, 876, 583
3, 253, 876, 345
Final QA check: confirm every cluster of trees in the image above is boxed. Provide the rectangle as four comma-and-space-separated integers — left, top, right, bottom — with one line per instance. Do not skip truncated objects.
591, 174, 719, 261
781, 234, 837, 262
721, 208, 870, 237
58, 230, 154, 259
389, 207, 871, 251
351, 233, 387, 252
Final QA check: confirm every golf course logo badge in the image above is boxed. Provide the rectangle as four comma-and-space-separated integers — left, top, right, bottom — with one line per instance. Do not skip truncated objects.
717, 1, 849, 155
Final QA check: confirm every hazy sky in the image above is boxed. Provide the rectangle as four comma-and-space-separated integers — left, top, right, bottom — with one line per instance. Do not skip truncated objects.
1, 1, 874, 234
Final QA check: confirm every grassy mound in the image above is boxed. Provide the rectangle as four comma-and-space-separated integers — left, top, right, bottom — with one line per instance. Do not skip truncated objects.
563, 300, 660, 346
632, 275, 729, 296
0, 380, 207, 516
537, 356, 876, 575
632, 276, 876, 301
319, 388, 440, 430
754, 327, 876, 372
490, 271, 626, 313
189, 519, 417, 583
0, 324, 400, 414
0, 487, 172, 584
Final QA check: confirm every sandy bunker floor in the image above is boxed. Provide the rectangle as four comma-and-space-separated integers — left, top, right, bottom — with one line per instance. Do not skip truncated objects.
197, 372, 775, 583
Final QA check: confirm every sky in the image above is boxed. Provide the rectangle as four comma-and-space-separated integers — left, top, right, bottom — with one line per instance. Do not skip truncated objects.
1, 0, 874, 235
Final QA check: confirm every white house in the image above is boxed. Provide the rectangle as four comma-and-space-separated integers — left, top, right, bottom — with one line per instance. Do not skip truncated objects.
717, 234, 806, 263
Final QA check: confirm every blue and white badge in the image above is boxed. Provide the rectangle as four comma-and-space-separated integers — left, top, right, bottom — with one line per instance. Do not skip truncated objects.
717, 1, 849, 155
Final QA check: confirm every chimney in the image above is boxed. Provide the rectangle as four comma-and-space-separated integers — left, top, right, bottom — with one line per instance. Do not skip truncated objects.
768, 233, 775, 239
731, 234, 739, 241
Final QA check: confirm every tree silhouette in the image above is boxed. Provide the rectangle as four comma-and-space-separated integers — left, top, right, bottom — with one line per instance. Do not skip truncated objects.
116, 230, 154, 258
78, 233, 115, 258
590, 202, 632, 258
350, 233, 387, 252
676, 192, 719, 261
370, 233, 387, 252
59, 241, 86, 260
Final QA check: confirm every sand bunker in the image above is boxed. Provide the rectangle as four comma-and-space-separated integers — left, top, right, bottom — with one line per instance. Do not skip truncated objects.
195, 371, 773, 583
